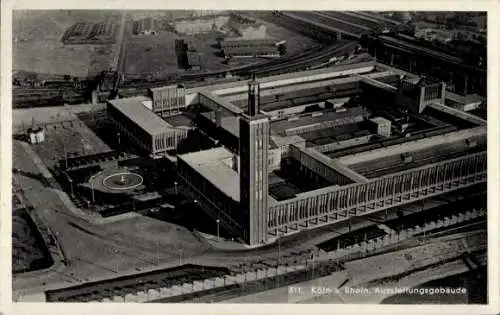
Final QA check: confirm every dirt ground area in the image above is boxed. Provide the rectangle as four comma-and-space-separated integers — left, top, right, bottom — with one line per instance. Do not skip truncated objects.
123, 28, 234, 77
13, 104, 104, 131
30, 118, 111, 169
13, 10, 120, 77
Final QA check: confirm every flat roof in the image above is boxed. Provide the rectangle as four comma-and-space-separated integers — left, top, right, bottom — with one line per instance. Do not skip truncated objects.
163, 114, 192, 127
199, 91, 243, 114
178, 147, 240, 202
270, 134, 305, 148
201, 112, 240, 137
359, 75, 398, 93
445, 92, 485, 106
428, 102, 487, 126
303, 148, 370, 183
370, 117, 391, 124
338, 126, 487, 165
222, 37, 276, 43
186, 61, 377, 95
149, 84, 184, 93
270, 107, 367, 135
222, 70, 393, 104
107, 96, 174, 136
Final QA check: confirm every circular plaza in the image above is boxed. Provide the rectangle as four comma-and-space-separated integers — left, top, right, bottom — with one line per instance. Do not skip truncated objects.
87, 167, 145, 195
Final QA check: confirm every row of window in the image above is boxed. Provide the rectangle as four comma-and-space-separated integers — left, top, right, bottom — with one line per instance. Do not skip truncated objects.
268, 153, 486, 228
152, 131, 187, 152
178, 160, 244, 225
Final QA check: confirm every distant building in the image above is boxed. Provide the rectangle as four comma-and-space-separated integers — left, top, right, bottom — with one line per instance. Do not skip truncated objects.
221, 38, 280, 58
414, 28, 453, 44
136, 17, 158, 35
191, 10, 224, 17
27, 118, 45, 144
173, 16, 229, 35
187, 51, 205, 70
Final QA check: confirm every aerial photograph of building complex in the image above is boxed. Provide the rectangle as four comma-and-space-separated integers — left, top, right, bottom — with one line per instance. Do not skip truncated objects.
11, 10, 488, 304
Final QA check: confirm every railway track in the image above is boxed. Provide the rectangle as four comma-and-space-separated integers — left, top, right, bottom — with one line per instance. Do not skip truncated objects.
252, 41, 358, 77
281, 11, 368, 38
14, 42, 356, 109
150, 261, 343, 303
323, 11, 382, 30
122, 41, 358, 89
13, 40, 358, 108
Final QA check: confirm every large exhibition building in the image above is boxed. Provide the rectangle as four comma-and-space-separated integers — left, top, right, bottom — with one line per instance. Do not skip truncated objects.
107, 60, 487, 246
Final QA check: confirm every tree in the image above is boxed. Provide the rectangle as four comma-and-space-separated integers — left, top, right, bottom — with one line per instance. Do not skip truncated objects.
277, 44, 287, 56
64, 74, 71, 81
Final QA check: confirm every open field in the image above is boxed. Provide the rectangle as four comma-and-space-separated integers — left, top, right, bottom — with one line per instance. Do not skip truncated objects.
13, 10, 121, 77
14, 10, 319, 79
123, 28, 236, 77
123, 31, 184, 77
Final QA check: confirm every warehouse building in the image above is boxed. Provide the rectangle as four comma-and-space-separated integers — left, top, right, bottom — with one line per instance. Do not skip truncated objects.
187, 51, 205, 70
361, 32, 486, 96
224, 46, 280, 58
135, 17, 158, 35
107, 96, 189, 156
220, 38, 279, 58
110, 61, 487, 246
220, 38, 277, 48
175, 66, 486, 245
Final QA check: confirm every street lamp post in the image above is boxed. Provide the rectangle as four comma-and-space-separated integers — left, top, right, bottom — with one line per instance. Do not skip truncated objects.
69, 178, 74, 196
156, 241, 160, 266
63, 144, 68, 169
216, 219, 220, 241
91, 180, 95, 204
278, 237, 281, 265
312, 251, 315, 280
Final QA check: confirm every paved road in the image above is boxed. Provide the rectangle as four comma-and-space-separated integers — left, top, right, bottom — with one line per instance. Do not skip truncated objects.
113, 12, 127, 73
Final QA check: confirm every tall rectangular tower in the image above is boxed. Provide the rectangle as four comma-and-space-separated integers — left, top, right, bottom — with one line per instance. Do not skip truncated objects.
239, 75, 269, 245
